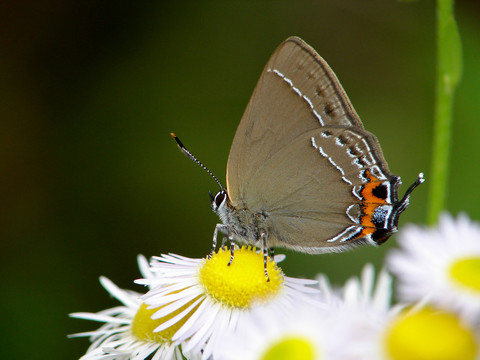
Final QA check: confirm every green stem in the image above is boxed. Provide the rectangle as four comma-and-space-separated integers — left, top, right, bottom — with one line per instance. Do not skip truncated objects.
427, 0, 462, 224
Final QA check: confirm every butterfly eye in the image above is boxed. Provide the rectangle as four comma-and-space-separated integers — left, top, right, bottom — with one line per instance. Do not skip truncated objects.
214, 192, 226, 208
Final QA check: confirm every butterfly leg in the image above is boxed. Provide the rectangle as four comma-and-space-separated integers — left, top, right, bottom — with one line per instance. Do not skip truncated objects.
261, 233, 270, 282
210, 224, 228, 258
227, 235, 235, 266
268, 247, 275, 260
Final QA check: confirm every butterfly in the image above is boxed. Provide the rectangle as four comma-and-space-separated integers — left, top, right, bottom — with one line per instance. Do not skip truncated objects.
172, 36, 423, 280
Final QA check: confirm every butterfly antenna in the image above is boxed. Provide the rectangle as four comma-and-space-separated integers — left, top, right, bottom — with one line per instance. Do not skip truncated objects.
171, 133, 225, 192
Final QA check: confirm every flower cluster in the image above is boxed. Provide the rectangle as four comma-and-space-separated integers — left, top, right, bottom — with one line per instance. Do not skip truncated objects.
71, 214, 480, 359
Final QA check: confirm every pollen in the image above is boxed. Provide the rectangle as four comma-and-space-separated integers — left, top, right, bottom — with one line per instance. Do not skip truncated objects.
384, 307, 478, 360
198, 246, 284, 308
261, 336, 317, 360
449, 256, 480, 293
131, 301, 198, 343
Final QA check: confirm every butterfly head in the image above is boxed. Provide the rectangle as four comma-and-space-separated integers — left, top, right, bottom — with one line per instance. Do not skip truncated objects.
210, 190, 228, 213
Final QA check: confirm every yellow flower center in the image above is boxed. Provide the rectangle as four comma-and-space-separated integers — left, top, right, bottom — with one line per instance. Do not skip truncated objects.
449, 256, 480, 293
261, 336, 318, 360
385, 307, 478, 360
198, 246, 284, 308
131, 301, 198, 342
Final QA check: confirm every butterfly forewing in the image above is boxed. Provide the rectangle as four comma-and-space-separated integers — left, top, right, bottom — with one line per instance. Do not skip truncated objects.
226, 37, 397, 249
227, 36, 387, 203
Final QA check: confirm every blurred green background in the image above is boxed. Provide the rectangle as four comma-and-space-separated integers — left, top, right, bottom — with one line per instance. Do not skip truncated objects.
1, 1, 479, 358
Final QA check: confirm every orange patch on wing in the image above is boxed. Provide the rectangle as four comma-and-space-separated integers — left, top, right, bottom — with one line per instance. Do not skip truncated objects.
360, 171, 388, 205
359, 170, 388, 235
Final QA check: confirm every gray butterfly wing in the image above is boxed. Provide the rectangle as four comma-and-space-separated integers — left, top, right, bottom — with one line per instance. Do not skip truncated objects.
226, 37, 396, 250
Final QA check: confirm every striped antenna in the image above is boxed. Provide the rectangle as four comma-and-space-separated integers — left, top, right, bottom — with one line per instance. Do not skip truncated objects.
170, 133, 225, 192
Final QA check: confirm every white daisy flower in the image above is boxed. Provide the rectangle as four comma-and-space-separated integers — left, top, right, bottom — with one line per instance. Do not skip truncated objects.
212, 302, 333, 360
70, 256, 198, 360
324, 264, 480, 360
387, 213, 480, 325
135, 246, 319, 359
215, 264, 397, 360
323, 264, 403, 359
